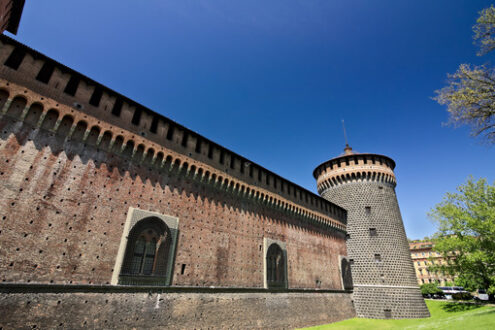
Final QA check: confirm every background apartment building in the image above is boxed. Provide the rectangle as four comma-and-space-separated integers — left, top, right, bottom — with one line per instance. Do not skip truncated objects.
409, 240, 455, 286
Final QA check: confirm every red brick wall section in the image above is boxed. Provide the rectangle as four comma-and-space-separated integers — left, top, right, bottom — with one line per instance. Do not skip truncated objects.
0, 69, 348, 291
0, 35, 348, 228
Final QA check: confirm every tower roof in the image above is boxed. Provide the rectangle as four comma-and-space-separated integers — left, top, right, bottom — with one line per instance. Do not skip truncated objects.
312, 145, 396, 180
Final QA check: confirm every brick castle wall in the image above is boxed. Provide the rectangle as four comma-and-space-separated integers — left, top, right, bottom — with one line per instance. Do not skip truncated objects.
0, 83, 346, 290
0, 36, 355, 327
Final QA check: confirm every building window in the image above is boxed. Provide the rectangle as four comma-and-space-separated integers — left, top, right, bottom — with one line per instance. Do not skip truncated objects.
120, 218, 170, 283
4, 47, 26, 70
374, 254, 382, 262
114, 208, 179, 286
64, 76, 80, 96
131, 107, 142, 126
365, 206, 371, 214
369, 228, 377, 236
266, 243, 286, 288
36, 62, 55, 84
264, 238, 287, 289
341, 257, 354, 290
89, 86, 103, 107
150, 116, 159, 134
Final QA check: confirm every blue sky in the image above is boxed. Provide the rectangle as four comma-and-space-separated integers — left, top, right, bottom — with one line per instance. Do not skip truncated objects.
9, 0, 495, 239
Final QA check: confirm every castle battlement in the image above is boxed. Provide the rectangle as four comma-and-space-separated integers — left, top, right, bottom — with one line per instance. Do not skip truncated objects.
0, 35, 345, 228
313, 152, 397, 193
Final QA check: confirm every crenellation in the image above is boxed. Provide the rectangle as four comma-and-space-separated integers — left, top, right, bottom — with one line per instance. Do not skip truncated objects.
0, 36, 342, 220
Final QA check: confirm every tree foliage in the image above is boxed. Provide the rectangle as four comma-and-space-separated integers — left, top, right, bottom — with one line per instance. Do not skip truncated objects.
434, 6, 495, 143
434, 64, 495, 142
420, 283, 442, 295
428, 177, 495, 293
474, 5, 495, 56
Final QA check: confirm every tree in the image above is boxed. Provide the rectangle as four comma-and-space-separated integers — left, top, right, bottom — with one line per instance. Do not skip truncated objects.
434, 6, 495, 143
428, 177, 495, 294
473, 5, 495, 56
420, 283, 442, 296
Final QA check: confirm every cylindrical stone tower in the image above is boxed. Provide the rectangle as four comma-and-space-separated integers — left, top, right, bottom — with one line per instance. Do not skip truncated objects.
313, 145, 429, 319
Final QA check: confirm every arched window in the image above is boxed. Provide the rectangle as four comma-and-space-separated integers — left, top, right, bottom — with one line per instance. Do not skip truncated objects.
119, 217, 172, 285
266, 243, 286, 288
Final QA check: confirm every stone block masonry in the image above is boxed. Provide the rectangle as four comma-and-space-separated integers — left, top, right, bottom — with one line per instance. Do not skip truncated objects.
0, 285, 355, 329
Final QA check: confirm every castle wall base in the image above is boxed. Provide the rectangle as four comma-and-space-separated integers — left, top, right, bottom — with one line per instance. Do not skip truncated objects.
353, 285, 429, 319
0, 285, 355, 329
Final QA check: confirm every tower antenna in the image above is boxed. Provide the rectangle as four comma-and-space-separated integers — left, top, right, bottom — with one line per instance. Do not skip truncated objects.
342, 119, 349, 147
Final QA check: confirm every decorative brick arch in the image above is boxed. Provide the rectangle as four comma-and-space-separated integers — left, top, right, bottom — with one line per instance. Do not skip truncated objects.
111, 207, 179, 286
263, 238, 287, 289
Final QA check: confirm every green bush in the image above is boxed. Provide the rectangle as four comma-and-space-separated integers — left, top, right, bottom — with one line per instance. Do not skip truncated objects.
421, 283, 443, 295
453, 292, 473, 300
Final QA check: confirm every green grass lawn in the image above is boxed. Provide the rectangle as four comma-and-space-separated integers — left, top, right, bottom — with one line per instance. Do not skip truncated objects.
304, 300, 495, 330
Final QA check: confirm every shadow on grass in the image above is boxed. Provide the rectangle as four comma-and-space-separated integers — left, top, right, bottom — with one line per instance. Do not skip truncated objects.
441, 302, 483, 313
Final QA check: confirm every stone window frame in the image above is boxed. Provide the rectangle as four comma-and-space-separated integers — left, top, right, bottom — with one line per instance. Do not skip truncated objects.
111, 207, 179, 286
263, 237, 288, 289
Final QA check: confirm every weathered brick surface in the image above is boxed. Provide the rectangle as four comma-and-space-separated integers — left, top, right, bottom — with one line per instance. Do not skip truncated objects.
0, 288, 355, 329
314, 152, 430, 319
0, 109, 346, 290
0, 35, 355, 328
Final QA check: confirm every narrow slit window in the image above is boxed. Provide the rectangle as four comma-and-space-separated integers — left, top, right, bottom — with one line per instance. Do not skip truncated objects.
166, 124, 174, 140
207, 144, 213, 159
149, 116, 158, 134
36, 62, 55, 84
195, 138, 201, 153
230, 156, 235, 169
181, 264, 186, 275
131, 108, 142, 126
89, 87, 103, 107
219, 150, 225, 164
4, 48, 26, 70
111, 98, 123, 116
64, 76, 80, 96
181, 132, 188, 147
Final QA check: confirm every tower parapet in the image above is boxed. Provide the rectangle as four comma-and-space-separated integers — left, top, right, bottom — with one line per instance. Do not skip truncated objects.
314, 146, 397, 194
314, 146, 430, 319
